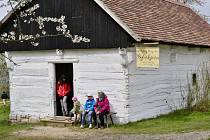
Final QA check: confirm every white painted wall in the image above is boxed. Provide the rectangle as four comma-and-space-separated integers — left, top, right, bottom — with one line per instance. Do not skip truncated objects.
6, 49, 129, 123
127, 44, 210, 122
6, 45, 209, 124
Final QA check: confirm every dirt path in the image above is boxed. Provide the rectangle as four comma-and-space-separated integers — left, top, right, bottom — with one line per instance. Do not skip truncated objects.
12, 126, 210, 140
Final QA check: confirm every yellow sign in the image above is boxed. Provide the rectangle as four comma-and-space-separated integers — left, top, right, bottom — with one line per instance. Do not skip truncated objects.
136, 46, 159, 68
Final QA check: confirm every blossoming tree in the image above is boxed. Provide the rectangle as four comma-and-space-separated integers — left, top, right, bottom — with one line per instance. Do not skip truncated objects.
0, 0, 90, 46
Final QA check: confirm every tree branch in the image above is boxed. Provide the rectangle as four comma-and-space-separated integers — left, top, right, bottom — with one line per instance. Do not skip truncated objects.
8, 0, 23, 33
0, 53, 17, 66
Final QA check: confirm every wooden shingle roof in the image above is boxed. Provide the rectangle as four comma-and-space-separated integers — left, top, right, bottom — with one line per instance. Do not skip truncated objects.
100, 0, 210, 46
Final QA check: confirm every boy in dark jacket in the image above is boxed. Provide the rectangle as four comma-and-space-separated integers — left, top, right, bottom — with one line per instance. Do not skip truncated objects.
80, 94, 96, 129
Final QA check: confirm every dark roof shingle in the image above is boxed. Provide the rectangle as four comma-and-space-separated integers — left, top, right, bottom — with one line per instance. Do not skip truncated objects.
101, 0, 210, 46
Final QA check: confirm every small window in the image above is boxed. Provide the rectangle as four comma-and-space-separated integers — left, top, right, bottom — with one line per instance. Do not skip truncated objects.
192, 73, 197, 85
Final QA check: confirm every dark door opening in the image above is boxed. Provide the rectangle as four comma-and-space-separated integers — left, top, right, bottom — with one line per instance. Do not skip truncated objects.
55, 63, 74, 116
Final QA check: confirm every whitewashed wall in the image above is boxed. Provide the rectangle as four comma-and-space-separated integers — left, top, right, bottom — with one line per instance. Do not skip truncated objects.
127, 44, 210, 122
6, 49, 129, 123
6, 45, 208, 124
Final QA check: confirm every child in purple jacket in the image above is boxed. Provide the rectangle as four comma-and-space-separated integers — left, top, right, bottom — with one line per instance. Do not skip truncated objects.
94, 91, 110, 128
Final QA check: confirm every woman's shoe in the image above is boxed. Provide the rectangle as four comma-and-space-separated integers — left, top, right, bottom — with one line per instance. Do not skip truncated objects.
80, 124, 84, 129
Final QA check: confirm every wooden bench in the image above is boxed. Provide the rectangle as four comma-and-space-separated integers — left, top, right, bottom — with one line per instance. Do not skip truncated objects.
74, 112, 117, 127
96, 112, 117, 128
105, 112, 117, 128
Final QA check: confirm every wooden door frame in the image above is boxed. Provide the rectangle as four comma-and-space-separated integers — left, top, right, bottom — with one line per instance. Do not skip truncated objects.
48, 59, 79, 116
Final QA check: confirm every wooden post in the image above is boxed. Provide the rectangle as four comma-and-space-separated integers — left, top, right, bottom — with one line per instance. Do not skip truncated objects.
48, 63, 56, 116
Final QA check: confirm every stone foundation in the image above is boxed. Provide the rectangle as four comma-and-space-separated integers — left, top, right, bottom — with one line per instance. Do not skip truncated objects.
9, 114, 40, 123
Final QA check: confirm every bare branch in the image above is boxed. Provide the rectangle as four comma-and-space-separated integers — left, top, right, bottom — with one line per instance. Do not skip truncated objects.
0, 53, 17, 65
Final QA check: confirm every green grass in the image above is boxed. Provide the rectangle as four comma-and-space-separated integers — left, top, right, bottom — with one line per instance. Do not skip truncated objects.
0, 104, 31, 139
112, 109, 210, 134
2, 103, 210, 139
1, 137, 60, 140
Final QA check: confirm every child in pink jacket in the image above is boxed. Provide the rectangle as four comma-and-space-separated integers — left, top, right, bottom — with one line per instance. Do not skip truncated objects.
94, 91, 110, 128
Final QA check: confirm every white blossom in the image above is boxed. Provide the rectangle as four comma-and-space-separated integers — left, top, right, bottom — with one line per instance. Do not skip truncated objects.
42, 30, 46, 35
1, 33, 7, 37
35, 34, 40, 38
56, 26, 61, 31
83, 37, 91, 43
31, 42, 39, 46
62, 25, 67, 29
9, 31, 15, 36
0, 0, 91, 46
13, 24, 17, 28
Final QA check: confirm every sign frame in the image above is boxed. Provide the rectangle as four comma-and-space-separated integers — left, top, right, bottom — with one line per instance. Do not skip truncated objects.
136, 44, 160, 68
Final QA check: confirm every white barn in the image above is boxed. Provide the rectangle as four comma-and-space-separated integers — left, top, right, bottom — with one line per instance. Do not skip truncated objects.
1, 0, 210, 124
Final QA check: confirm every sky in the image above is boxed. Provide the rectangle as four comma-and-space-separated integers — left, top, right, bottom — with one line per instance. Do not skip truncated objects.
0, 0, 209, 22
192, 0, 210, 22
193, 0, 210, 16
0, 0, 14, 20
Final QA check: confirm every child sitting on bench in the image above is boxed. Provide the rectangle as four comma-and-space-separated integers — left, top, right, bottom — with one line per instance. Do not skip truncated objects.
94, 91, 110, 128
80, 94, 96, 129
69, 97, 81, 121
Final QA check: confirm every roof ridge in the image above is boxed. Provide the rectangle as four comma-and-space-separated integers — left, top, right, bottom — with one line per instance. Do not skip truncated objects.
94, 0, 141, 41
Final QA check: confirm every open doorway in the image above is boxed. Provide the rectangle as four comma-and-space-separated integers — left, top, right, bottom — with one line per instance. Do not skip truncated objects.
55, 63, 74, 116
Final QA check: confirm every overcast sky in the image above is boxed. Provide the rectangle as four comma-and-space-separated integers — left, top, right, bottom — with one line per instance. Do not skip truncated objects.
193, 0, 210, 17
0, 0, 209, 22
0, 0, 14, 20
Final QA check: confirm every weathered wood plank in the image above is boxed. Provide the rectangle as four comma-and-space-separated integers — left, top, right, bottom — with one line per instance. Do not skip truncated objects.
13, 68, 49, 77
12, 77, 50, 87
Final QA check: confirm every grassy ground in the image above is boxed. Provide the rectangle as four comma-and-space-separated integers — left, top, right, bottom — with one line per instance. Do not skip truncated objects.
0, 104, 31, 140
2, 137, 59, 140
112, 109, 210, 134
1, 104, 210, 139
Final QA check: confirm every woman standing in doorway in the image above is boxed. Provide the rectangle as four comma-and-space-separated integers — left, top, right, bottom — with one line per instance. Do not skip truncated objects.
57, 75, 71, 116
